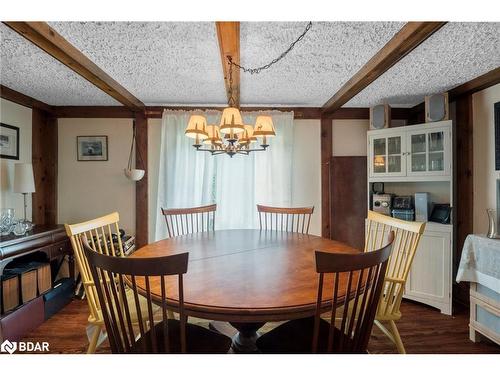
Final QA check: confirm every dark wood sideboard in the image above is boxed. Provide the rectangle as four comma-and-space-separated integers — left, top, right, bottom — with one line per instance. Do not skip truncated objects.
0, 225, 74, 341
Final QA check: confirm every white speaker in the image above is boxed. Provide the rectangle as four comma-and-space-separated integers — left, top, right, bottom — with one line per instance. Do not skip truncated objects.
425, 92, 449, 123
370, 104, 391, 130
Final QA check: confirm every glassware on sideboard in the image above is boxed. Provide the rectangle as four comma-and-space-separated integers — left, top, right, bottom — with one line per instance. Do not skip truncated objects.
1, 208, 16, 235
487, 209, 500, 239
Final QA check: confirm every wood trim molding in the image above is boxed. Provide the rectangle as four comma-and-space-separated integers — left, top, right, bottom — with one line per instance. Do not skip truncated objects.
54, 106, 135, 118
3, 22, 145, 111
320, 117, 332, 238
216, 22, 240, 107
322, 22, 447, 115
32, 108, 58, 225
0, 84, 54, 113
449, 67, 500, 101
135, 113, 148, 247
454, 93, 474, 306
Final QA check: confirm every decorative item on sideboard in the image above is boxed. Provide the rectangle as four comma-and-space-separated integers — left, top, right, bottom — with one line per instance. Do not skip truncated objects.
13, 163, 35, 231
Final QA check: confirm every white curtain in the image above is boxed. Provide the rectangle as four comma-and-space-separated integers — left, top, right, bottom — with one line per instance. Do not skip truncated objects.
153, 109, 294, 240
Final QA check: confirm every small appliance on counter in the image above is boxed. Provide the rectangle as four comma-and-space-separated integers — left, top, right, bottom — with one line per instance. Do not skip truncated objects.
391, 195, 414, 221
415, 192, 430, 221
373, 193, 393, 216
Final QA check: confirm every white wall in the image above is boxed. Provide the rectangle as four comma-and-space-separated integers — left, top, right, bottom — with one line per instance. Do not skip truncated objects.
292, 120, 321, 235
0, 98, 33, 220
332, 119, 369, 156
472, 83, 500, 233
57, 118, 136, 234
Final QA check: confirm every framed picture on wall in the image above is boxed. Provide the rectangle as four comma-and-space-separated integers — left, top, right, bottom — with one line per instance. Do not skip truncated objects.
495, 101, 500, 170
77, 135, 108, 161
0, 123, 20, 160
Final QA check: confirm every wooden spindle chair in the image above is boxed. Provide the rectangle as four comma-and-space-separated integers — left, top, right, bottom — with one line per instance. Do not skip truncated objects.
161, 204, 216, 238
256, 232, 394, 353
82, 243, 232, 353
257, 204, 314, 234
65, 212, 164, 353
364, 210, 426, 354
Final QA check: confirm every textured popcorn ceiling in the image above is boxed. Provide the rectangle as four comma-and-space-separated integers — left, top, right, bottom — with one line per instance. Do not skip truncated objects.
239, 21, 404, 106
49, 22, 227, 106
346, 22, 500, 108
0, 23, 120, 106
1, 22, 499, 107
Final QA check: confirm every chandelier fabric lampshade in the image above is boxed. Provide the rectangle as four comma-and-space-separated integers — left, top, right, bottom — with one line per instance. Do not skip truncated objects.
13, 163, 35, 193
238, 125, 257, 145
203, 125, 222, 145
253, 115, 276, 137
185, 115, 208, 140
219, 107, 245, 134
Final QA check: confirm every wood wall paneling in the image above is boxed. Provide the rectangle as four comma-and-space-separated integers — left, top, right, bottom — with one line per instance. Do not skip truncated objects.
135, 113, 148, 247
453, 94, 474, 306
31, 108, 58, 225
330, 156, 367, 250
320, 117, 332, 238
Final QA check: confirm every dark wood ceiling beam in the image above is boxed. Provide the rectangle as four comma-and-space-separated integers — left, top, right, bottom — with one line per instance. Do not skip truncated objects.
449, 66, 500, 101
0, 84, 55, 114
322, 22, 447, 115
216, 22, 240, 107
3, 22, 144, 111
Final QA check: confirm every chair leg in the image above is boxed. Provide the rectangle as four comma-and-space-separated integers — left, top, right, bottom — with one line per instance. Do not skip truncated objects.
373, 320, 396, 345
388, 320, 406, 354
87, 326, 101, 354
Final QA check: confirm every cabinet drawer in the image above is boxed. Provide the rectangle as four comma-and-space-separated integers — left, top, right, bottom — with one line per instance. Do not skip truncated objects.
50, 241, 72, 258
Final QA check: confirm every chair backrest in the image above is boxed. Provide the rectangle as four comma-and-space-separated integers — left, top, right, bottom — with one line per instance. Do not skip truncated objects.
65, 212, 125, 322
313, 232, 394, 353
83, 242, 189, 353
161, 204, 216, 238
257, 204, 314, 234
364, 210, 426, 319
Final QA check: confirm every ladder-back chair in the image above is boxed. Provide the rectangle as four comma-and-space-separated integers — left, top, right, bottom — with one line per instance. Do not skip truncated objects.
257, 204, 314, 234
256, 233, 394, 353
161, 204, 216, 238
65, 212, 163, 353
83, 243, 232, 353
364, 210, 426, 353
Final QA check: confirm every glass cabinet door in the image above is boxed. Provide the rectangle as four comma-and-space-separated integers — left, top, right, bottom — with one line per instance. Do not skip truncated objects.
407, 128, 449, 176
370, 133, 405, 176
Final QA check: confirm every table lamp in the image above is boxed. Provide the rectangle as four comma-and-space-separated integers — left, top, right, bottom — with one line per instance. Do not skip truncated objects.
13, 163, 35, 224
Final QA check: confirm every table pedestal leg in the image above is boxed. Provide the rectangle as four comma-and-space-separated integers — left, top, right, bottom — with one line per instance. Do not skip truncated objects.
208, 321, 265, 353
229, 322, 265, 353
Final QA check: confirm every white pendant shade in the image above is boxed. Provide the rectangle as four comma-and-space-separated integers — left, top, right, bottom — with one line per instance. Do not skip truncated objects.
185, 115, 208, 139
13, 163, 35, 193
219, 107, 245, 134
203, 125, 222, 144
253, 115, 276, 137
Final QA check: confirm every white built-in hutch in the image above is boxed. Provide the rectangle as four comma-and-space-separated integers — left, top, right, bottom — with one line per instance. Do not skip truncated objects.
367, 120, 454, 315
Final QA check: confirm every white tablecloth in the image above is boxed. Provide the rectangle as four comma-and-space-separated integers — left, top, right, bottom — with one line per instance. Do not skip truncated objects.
456, 234, 500, 293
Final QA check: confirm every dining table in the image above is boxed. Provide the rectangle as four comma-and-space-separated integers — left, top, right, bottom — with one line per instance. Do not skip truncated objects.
130, 229, 361, 353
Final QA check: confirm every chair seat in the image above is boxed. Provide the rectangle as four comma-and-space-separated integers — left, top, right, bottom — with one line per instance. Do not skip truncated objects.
132, 319, 232, 353
256, 317, 366, 354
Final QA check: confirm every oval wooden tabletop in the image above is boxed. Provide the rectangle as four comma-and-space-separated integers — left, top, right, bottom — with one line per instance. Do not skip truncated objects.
131, 229, 361, 322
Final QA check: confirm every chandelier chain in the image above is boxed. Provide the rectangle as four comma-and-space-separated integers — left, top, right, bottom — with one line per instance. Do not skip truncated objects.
228, 21, 312, 75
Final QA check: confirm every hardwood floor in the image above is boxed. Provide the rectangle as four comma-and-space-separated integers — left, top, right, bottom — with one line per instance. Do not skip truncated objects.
22, 299, 499, 354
